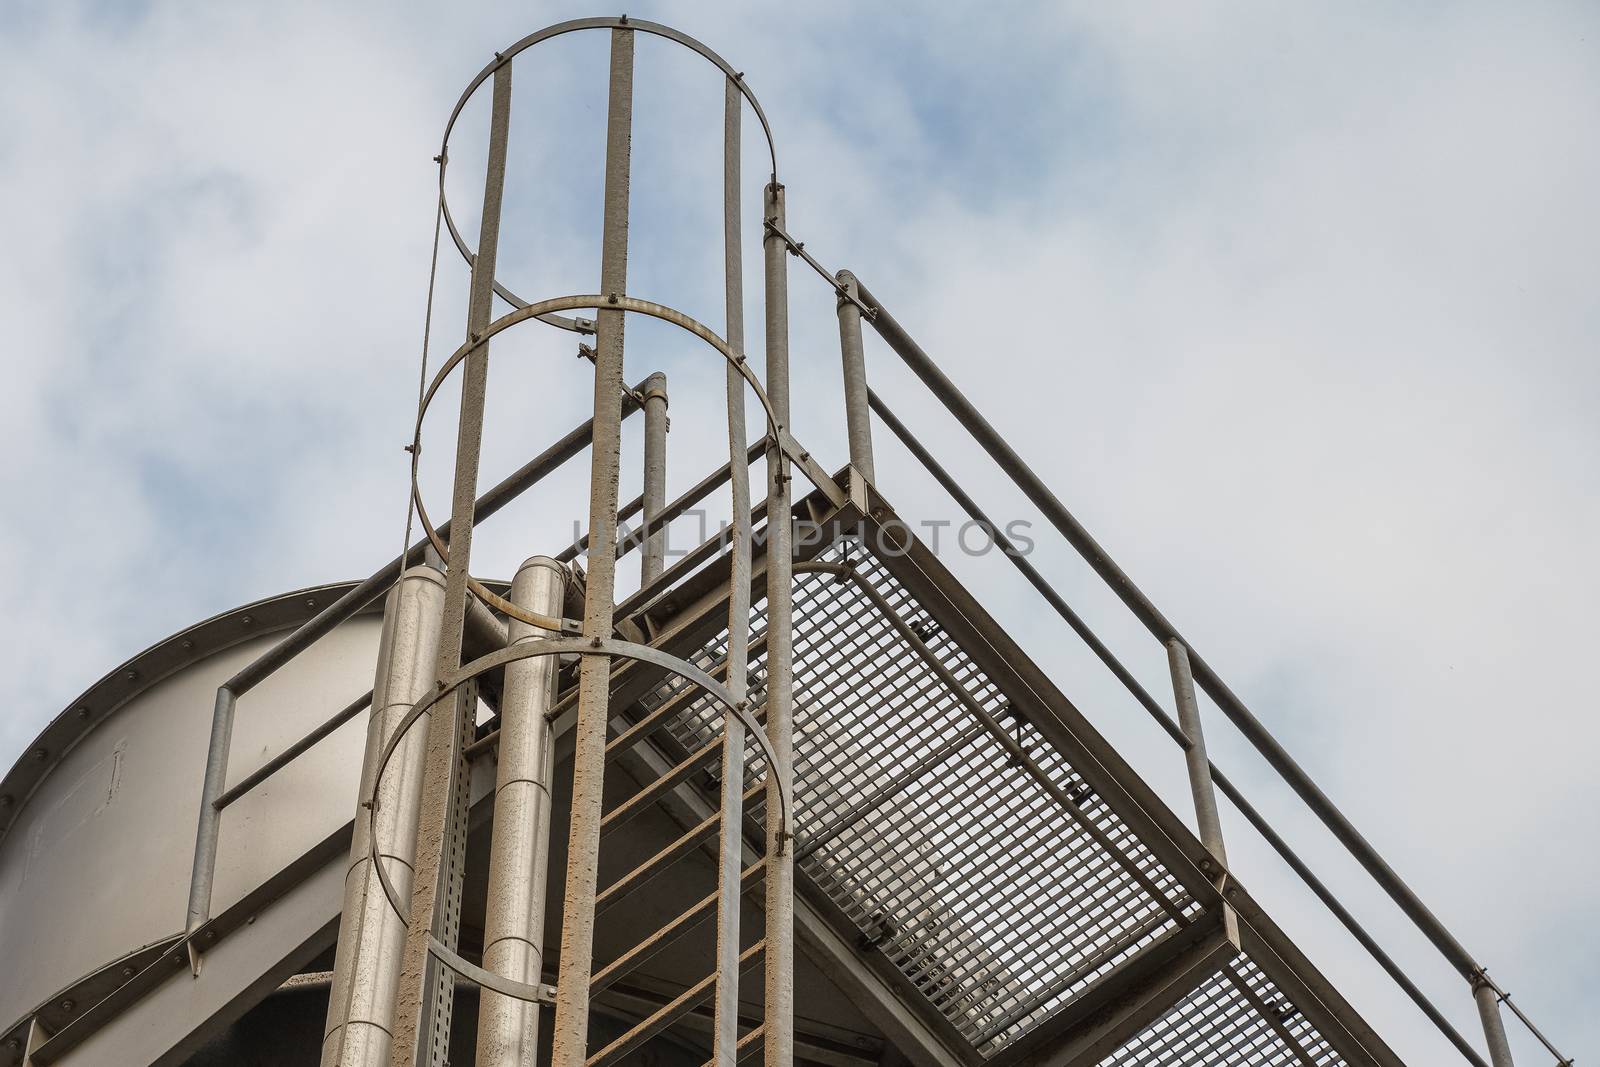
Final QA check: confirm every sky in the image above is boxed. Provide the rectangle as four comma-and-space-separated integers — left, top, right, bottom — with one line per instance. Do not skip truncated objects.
1, 1, 1595, 1063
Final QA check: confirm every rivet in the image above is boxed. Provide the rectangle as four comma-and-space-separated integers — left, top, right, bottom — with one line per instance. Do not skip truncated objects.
246, 915, 256, 925
31, 748, 47, 763
76, 707, 90, 720
59, 999, 74, 1013
123, 669, 137, 681
240, 615, 254, 626
121, 966, 136, 980
305, 598, 317, 610
204, 930, 216, 941
5, 1037, 19, 1051
181, 639, 195, 650
0, 795, 12, 808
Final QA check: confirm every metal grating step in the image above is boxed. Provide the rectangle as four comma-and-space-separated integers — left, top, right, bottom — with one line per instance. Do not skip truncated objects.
638, 534, 1208, 1055
1104, 955, 1343, 1066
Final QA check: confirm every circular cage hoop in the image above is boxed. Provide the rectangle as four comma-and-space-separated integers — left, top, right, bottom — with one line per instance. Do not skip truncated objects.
409, 293, 798, 632
365, 635, 789, 1005
436, 16, 779, 323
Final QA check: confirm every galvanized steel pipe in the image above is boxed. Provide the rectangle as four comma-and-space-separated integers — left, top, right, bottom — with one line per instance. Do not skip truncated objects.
476, 558, 564, 1067
323, 566, 446, 1067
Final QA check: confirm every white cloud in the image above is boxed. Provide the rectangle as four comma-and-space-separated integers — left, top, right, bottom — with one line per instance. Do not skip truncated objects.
1, 1, 1593, 1061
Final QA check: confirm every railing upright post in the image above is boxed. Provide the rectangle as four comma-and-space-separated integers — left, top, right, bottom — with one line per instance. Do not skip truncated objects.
834, 269, 875, 482
1166, 638, 1227, 867
184, 684, 238, 950
1473, 978, 1516, 1067
641, 371, 669, 584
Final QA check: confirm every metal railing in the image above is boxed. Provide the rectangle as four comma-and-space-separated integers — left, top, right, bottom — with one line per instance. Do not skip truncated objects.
181, 390, 650, 945
800, 261, 1571, 1067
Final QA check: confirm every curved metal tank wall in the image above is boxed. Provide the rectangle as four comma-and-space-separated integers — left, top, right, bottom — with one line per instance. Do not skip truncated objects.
0, 584, 382, 1035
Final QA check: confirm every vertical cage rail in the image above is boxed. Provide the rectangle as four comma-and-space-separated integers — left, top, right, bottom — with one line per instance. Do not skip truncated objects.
712, 72, 755, 1067
760, 179, 797, 1067
389, 57, 514, 1067
549, 26, 635, 1067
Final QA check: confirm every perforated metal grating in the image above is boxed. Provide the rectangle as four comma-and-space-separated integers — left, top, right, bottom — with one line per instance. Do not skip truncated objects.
638, 536, 1211, 1054
1103, 956, 1344, 1066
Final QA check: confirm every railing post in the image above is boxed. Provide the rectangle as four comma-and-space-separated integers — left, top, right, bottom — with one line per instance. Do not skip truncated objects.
184, 684, 238, 951
834, 269, 875, 482
641, 371, 669, 584
549, 26, 634, 1067
762, 177, 796, 1067
1473, 976, 1516, 1067
389, 55, 513, 1067
1165, 638, 1227, 867
476, 558, 565, 1067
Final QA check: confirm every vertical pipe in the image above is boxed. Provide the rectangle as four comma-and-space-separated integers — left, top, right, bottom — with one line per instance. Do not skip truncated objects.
390, 58, 513, 1067
711, 75, 750, 1067
323, 567, 446, 1067
1473, 979, 1516, 1067
833, 269, 874, 483
761, 179, 796, 1067
550, 27, 633, 1067
1166, 639, 1227, 866
476, 558, 565, 1067
641, 371, 669, 585
184, 684, 237, 940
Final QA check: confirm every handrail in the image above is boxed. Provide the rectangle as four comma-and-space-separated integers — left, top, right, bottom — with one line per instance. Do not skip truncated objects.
183, 390, 649, 939
847, 273, 1569, 1066
866, 386, 1491, 1067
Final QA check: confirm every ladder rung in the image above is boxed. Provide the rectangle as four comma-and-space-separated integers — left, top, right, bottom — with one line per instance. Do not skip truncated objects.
591, 859, 765, 994
586, 942, 765, 1067
602, 737, 725, 836
698, 1022, 766, 1067
595, 783, 762, 915
604, 631, 770, 761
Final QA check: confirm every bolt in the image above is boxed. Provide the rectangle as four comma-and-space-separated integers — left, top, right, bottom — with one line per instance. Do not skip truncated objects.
204, 930, 216, 941
305, 598, 318, 610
